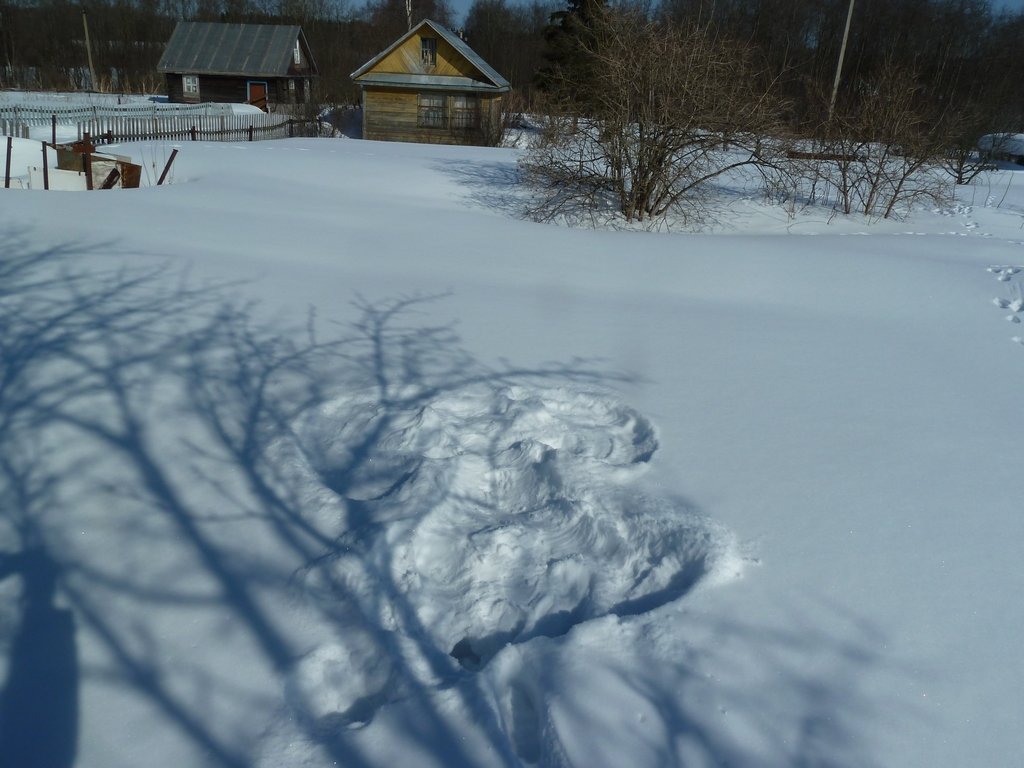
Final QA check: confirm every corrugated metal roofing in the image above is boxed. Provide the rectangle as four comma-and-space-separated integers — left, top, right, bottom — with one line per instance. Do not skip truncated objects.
355, 73, 509, 92
158, 22, 314, 77
431, 22, 510, 90
351, 19, 511, 92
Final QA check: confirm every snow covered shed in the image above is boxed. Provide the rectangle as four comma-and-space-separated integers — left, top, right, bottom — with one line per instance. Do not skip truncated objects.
351, 19, 511, 146
978, 133, 1024, 165
158, 22, 318, 111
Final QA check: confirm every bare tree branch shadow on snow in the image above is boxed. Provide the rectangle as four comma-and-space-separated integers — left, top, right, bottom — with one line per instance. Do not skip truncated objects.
0, 231, 899, 768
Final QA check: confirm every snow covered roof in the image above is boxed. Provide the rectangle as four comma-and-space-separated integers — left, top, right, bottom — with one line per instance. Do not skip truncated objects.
979, 133, 1024, 157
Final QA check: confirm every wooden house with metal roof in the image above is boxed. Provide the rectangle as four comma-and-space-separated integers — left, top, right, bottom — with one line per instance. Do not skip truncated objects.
351, 19, 511, 146
158, 22, 317, 111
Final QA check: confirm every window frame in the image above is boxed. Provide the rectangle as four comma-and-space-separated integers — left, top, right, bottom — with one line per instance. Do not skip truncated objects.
421, 37, 437, 67
417, 92, 446, 129
451, 94, 479, 130
182, 74, 199, 99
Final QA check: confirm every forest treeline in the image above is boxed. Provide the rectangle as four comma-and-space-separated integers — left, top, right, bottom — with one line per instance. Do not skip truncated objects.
1, 0, 1023, 132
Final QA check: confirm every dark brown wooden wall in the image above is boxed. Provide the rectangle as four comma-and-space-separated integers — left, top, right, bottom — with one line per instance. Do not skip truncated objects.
165, 74, 311, 106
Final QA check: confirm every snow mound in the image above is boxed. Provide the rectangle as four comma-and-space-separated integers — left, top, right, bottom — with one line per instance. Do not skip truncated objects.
291, 385, 736, 679
286, 630, 395, 730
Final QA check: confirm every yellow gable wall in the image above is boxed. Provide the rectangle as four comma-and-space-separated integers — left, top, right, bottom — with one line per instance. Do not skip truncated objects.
369, 31, 481, 79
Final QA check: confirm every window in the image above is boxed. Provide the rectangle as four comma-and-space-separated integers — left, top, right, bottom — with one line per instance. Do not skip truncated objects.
417, 93, 445, 128
421, 37, 437, 67
182, 75, 199, 99
451, 94, 478, 130
294, 40, 302, 65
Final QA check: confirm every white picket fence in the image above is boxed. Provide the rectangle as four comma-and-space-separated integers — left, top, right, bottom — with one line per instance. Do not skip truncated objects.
1, 118, 29, 138
77, 112, 297, 143
0, 102, 237, 125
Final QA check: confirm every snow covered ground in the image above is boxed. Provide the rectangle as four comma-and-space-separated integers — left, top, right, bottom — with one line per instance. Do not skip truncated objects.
2, 120, 1023, 768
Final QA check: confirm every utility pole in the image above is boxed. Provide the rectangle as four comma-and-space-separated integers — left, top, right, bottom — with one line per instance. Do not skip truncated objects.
82, 7, 98, 91
405, 0, 412, 31
828, 0, 855, 122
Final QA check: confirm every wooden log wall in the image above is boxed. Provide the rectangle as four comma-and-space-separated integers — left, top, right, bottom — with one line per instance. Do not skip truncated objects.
363, 88, 497, 146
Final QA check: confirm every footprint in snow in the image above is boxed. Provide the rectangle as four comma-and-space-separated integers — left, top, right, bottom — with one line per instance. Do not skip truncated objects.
290, 385, 738, 685
989, 265, 1022, 282
988, 267, 1024, 345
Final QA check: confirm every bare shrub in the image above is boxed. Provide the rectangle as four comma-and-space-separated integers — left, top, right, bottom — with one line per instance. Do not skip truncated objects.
479, 89, 530, 148
521, 12, 787, 225
790, 64, 953, 220
941, 114, 998, 186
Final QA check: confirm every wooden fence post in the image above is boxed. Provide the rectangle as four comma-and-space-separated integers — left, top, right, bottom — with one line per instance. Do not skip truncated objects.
41, 142, 49, 191
84, 152, 93, 191
248, 124, 254, 142
51, 114, 57, 147
190, 125, 197, 141
4, 136, 11, 189
157, 148, 178, 186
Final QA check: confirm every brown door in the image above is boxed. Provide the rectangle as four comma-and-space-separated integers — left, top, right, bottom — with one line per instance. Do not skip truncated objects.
247, 81, 268, 111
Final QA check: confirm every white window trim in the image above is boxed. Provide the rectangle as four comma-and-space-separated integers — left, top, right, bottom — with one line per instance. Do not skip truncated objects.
183, 75, 199, 98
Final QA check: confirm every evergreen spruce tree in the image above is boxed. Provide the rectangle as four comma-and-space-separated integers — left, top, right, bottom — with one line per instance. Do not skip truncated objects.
535, 0, 607, 111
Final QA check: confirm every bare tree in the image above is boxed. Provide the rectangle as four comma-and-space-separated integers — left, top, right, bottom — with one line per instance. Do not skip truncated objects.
793, 62, 953, 220
522, 10, 787, 224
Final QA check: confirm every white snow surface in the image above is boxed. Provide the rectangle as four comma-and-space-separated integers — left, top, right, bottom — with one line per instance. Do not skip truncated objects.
2, 122, 1024, 768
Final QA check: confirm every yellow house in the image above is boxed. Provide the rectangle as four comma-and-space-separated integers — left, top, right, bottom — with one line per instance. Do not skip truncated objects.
351, 19, 511, 146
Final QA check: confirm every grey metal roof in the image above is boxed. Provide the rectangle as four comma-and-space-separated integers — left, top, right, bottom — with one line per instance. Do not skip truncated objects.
158, 22, 317, 77
354, 73, 510, 92
351, 19, 510, 91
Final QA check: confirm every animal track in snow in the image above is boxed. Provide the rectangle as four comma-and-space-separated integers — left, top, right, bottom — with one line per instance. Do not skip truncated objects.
988, 266, 1024, 345
989, 265, 1022, 282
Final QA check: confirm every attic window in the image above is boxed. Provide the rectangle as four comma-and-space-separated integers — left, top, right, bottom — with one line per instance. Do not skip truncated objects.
294, 40, 302, 65
421, 38, 437, 67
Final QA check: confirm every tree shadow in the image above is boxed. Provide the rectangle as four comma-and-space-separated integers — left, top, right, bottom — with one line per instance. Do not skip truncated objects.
483, 599, 912, 768
0, 235, 630, 767
1, 231, 898, 768
0, 545, 78, 768
431, 158, 531, 219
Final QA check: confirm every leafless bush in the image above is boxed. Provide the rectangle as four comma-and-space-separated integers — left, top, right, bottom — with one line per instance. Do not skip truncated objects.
480, 89, 530, 148
521, 12, 788, 225
789, 64, 953, 220
942, 119, 998, 186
